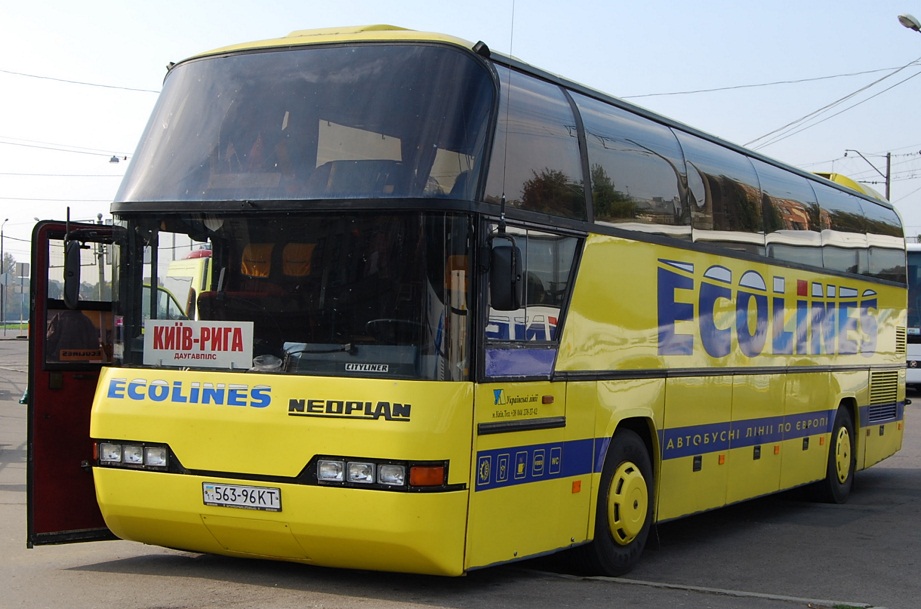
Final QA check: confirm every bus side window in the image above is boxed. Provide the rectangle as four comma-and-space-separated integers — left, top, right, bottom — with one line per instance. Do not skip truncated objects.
486, 226, 579, 343
45, 309, 104, 363
676, 131, 765, 255
756, 160, 825, 269
484, 68, 585, 220
573, 91, 690, 236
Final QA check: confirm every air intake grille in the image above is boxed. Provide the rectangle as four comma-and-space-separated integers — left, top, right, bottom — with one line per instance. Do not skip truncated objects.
868, 404, 898, 423
896, 327, 907, 356
869, 370, 899, 406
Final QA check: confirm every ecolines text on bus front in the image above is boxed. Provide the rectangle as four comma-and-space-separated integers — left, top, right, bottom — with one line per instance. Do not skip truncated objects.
657, 259, 878, 358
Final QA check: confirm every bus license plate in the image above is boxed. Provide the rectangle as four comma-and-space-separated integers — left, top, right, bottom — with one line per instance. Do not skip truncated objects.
202, 482, 282, 512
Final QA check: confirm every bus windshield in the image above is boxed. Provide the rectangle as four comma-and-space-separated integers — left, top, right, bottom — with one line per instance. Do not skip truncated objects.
116, 44, 493, 203
117, 212, 472, 381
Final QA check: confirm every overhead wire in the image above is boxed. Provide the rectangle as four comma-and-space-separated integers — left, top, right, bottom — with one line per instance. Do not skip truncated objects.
0, 67, 159, 94
621, 64, 920, 99
748, 67, 921, 150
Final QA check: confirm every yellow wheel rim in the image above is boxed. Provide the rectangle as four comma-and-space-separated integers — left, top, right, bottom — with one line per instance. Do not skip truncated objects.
607, 461, 648, 546
834, 426, 851, 484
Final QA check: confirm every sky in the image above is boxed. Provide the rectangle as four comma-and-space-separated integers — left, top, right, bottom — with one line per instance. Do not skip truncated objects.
3, 0, 921, 268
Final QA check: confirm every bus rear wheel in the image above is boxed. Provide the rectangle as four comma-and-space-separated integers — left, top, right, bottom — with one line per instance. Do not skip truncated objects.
814, 406, 855, 504
574, 429, 653, 576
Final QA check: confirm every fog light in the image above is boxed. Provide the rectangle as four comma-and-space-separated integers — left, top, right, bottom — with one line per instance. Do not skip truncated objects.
378, 464, 406, 486
123, 445, 144, 464
144, 446, 168, 467
348, 461, 375, 484
99, 442, 122, 463
318, 460, 345, 482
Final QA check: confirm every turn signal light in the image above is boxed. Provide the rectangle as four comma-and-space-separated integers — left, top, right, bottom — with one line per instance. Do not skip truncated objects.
409, 465, 446, 487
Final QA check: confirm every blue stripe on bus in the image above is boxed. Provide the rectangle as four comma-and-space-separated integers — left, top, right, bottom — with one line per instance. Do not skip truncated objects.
474, 438, 595, 491
659, 404, 905, 460
473, 403, 904, 491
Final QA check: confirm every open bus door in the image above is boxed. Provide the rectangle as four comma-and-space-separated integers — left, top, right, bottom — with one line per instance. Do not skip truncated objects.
27, 220, 120, 546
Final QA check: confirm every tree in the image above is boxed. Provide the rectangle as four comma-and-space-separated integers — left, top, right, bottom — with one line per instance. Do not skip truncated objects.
1, 251, 13, 276
1, 251, 15, 324
520, 168, 585, 217
591, 164, 636, 221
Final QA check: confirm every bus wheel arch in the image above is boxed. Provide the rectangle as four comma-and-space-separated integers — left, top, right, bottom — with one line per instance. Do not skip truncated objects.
815, 401, 857, 504
573, 422, 655, 576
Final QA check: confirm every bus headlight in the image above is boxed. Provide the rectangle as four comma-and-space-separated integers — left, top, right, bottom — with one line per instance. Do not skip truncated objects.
144, 446, 168, 468
95, 440, 171, 471
378, 464, 406, 486
317, 459, 345, 482
347, 462, 376, 484
99, 442, 122, 464
123, 445, 144, 464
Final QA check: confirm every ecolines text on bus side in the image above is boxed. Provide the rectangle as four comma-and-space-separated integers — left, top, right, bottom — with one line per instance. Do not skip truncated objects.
657, 258, 878, 358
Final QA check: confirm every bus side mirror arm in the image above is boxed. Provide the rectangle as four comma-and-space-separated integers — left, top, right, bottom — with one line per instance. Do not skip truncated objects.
489, 235, 523, 311
63, 239, 82, 309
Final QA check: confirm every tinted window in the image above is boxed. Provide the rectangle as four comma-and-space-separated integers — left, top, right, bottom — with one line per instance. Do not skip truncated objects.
754, 160, 823, 267
573, 93, 688, 235
486, 226, 579, 342
484, 68, 585, 219
869, 247, 906, 283
116, 45, 493, 203
863, 201, 903, 238
812, 182, 866, 233
676, 132, 764, 253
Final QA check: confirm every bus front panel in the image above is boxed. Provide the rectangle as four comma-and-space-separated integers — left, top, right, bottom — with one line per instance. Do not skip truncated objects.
90, 368, 474, 575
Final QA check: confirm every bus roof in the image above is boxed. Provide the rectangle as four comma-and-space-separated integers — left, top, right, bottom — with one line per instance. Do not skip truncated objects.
174, 24, 898, 217
188, 24, 477, 60
814, 172, 887, 202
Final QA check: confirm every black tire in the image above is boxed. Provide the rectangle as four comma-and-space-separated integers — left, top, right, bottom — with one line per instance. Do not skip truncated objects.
572, 429, 653, 576
814, 407, 855, 504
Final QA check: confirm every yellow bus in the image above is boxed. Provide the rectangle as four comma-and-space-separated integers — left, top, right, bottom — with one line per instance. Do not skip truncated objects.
28, 25, 906, 577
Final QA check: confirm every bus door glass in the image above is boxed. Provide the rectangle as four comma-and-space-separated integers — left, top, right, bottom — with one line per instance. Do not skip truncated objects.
28, 221, 119, 545
468, 223, 584, 567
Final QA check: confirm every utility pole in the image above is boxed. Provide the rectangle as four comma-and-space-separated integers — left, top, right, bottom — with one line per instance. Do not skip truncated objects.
844, 149, 891, 200
1, 218, 7, 337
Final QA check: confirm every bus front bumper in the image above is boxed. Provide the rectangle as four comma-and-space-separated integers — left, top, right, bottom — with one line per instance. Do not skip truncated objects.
94, 468, 470, 576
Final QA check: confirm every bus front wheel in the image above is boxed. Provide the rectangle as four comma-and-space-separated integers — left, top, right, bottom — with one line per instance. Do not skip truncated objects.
574, 429, 653, 576
814, 406, 855, 504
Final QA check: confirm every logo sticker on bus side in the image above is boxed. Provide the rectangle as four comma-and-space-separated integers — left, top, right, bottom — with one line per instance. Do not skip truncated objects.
657, 259, 878, 358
